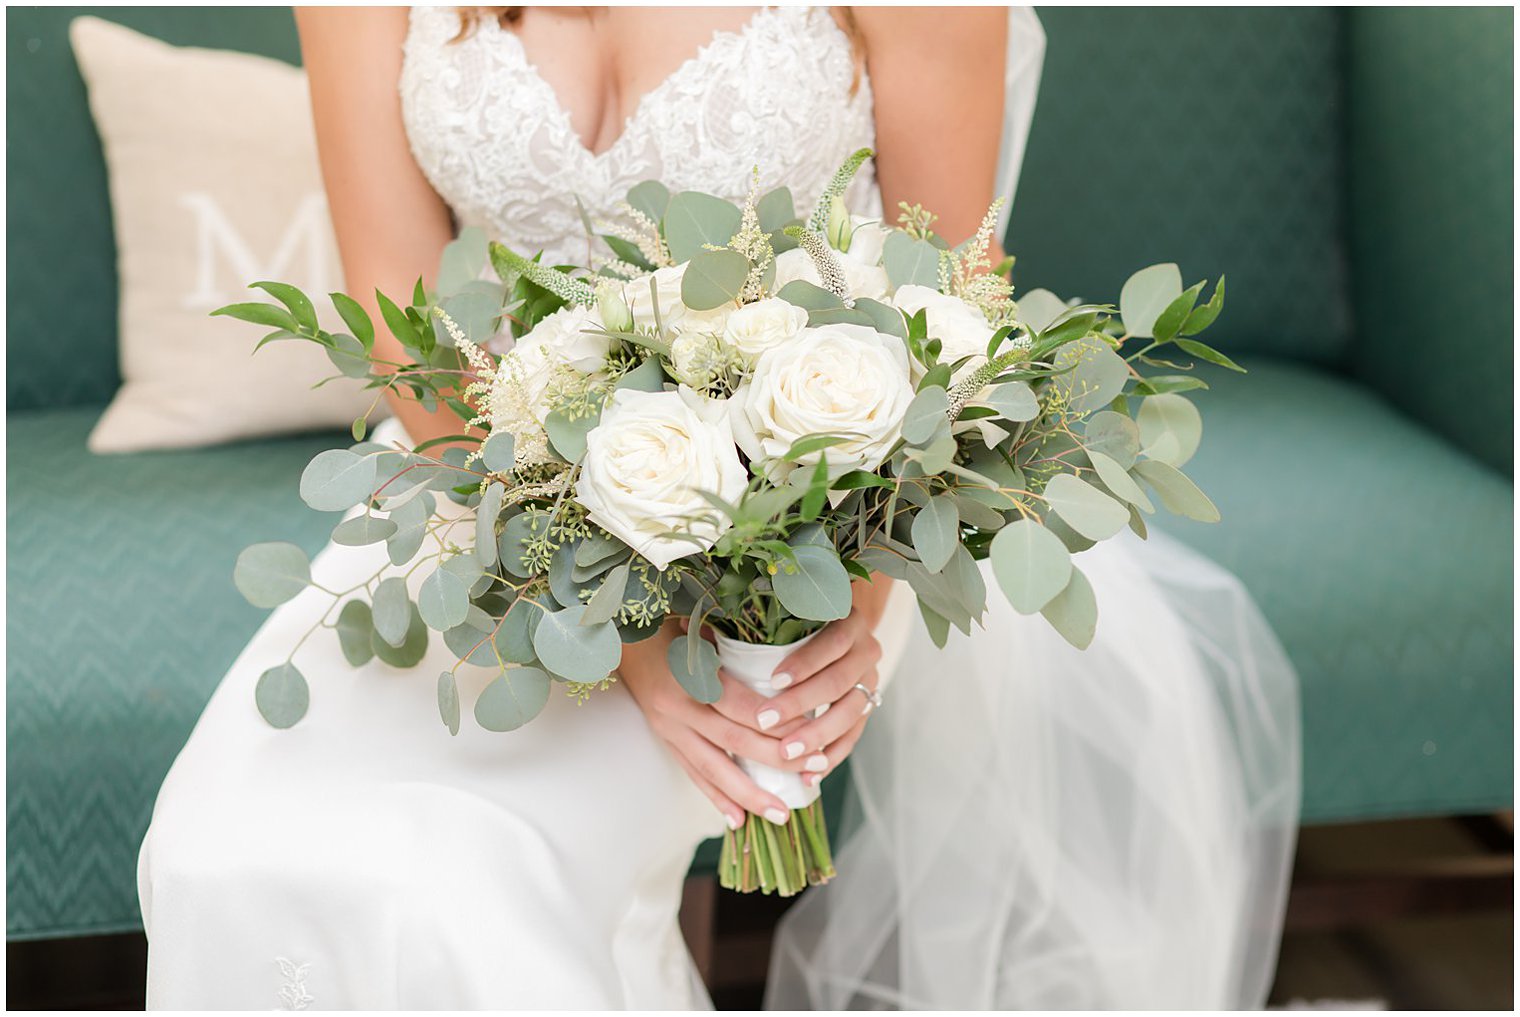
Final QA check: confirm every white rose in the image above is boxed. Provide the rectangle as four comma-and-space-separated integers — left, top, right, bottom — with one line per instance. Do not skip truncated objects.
729, 322, 914, 484
523, 304, 612, 374
772, 236, 890, 302
623, 264, 687, 331
486, 306, 610, 464
575, 387, 749, 570
722, 298, 809, 363
892, 284, 996, 382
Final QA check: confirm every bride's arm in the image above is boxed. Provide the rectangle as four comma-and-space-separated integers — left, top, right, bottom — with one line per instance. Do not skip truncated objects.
295, 7, 473, 452
853, 7, 1010, 248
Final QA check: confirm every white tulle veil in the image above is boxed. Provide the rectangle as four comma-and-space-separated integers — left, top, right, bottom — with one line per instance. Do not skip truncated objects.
764, 9, 1302, 1008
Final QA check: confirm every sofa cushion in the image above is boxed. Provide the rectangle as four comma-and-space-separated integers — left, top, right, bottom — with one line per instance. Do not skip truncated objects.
1161, 358, 1513, 822
1010, 8, 1352, 367
5, 406, 346, 939
5, 7, 301, 413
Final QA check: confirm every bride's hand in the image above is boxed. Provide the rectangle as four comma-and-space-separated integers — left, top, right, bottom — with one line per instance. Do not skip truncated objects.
733, 607, 885, 792
620, 619, 820, 830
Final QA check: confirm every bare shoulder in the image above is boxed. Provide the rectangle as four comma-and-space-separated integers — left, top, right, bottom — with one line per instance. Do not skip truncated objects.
294, 6, 410, 50
850, 6, 1007, 61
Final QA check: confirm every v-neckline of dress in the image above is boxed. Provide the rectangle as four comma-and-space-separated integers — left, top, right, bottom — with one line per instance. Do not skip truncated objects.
492, 6, 788, 163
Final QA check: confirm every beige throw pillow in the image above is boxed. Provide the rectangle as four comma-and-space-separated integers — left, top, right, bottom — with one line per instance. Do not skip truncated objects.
70, 16, 386, 453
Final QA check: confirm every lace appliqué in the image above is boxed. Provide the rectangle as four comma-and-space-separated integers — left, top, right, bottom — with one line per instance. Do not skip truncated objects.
275, 957, 314, 1011
398, 6, 880, 269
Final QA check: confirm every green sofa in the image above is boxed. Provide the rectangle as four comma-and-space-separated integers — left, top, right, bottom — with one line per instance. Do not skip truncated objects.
7, 7, 1512, 942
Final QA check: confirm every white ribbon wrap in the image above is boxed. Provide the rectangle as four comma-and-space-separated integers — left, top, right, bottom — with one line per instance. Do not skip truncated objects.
712, 630, 822, 811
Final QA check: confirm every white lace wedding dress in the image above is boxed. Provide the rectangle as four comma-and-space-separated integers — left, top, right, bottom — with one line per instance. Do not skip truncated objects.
137, 7, 1300, 1010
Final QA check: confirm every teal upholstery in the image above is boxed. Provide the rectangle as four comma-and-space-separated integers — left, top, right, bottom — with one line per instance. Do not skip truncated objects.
6, 408, 346, 938
1346, 8, 1514, 474
5, 7, 1513, 942
1009, 8, 1353, 367
1172, 360, 1513, 821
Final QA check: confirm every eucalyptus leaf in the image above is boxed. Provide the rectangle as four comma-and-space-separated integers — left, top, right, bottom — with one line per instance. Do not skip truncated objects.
1018, 288, 1068, 334
882, 232, 941, 289
1050, 336, 1130, 417
1118, 263, 1183, 339
335, 599, 375, 666
436, 226, 489, 297
1088, 450, 1155, 512
983, 381, 1039, 422
325, 331, 370, 379
372, 603, 429, 667
299, 449, 378, 512
234, 542, 311, 608
1082, 411, 1142, 469
627, 180, 671, 223
481, 432, 515, 473
437, 671, 461, 736
419, 565, 470, 631
331, 514, 397, 547
615, 358, 667, 393
663, 191, 742, 263
776, 280, 844, 311
1132, 460, 1221, 523
532, 605, 622, 681
1040, 566, 1098, 649
476, 483, 504, 569
681, 249, 750, 311
474, 668, 551, 732
910, 496, 960, 573
255, 663, 309, 729
989, 520, 1072, 615
1042, 474, 1129, 541
581, 561, 631, 626
372, 576, 413, 647
545, 409, 598, 462
1137, 393, 1202, 467
667, 633, 722, 703
386, 493, 433, 566
901, 386, 950, 445
772, 544, 852, 622
853, 297, 907, 339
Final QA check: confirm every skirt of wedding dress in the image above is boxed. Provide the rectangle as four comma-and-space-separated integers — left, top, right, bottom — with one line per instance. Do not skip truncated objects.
768, 520, 1302, 1009
136, 416, 730, 1010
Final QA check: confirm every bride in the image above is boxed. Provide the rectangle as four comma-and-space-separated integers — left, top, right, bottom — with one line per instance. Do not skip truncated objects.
137, 5, 1300, 1009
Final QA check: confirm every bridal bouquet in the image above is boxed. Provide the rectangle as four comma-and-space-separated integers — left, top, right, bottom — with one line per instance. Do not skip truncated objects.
218, 150, 1233, 896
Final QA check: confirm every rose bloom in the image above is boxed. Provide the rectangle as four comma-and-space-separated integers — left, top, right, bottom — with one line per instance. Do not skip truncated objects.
729, 322, 914, 483
575, 387, 748, 570
722, 298, 809, 365
891, 284, 997, 382
486, 305, 611, 462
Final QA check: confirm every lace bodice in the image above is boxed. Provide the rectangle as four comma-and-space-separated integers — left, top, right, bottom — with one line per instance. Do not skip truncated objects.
400, 6, 880, 266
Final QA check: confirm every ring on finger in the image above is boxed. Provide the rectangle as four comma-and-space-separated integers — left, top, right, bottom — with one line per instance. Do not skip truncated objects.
848, 681, 883, 714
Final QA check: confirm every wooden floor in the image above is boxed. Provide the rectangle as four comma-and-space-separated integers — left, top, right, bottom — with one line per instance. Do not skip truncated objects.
8, 817, 1512, 1010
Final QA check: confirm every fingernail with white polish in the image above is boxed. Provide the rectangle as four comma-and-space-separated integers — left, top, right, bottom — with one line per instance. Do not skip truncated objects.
764, 808, 788, 825
772, 671, 794, 689
757, 709, 780, 731
724, 813, 741, 831
805, 753, 829, 772
783, 740, 805, 760
803, 773, 820, 788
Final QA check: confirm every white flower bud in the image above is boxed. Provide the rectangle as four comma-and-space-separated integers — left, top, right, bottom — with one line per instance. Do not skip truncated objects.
596, 278, 633, 332
825, 195, 854, 253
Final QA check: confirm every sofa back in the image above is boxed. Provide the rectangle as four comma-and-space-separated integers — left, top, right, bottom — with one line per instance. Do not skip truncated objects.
1346, 8, 1513, 474
1009, 8, 1353, 367
5, 6, 300, 413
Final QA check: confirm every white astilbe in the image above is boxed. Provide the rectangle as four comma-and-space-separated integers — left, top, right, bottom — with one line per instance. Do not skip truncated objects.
940, 198, 1019, 327
604, 202, 673, 268
727, 170, 774, 303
